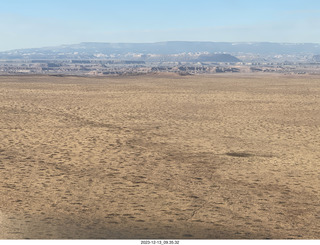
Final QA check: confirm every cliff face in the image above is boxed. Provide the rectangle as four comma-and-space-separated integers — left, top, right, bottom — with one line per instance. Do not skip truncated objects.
1, 42, 320, 60
196, 53, 241, 62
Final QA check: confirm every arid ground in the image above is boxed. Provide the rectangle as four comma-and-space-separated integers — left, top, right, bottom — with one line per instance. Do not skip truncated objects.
0, 74, 319, 239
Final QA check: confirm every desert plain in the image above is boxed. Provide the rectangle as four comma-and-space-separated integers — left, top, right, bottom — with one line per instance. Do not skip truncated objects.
0, 73, 319, 239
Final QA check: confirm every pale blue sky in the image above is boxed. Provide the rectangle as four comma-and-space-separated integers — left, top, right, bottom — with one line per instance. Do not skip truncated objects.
1, 0, 320, 51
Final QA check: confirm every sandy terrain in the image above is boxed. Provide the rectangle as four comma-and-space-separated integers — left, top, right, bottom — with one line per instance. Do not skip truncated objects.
0, 74, 319, 239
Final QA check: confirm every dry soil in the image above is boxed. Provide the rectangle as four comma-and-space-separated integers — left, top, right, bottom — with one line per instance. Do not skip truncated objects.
0, 74, 319, 239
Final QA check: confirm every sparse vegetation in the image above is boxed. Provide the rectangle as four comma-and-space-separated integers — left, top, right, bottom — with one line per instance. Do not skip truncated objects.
0, 74, 320, 239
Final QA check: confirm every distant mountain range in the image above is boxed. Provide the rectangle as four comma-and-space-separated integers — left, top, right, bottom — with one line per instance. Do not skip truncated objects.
1, 41, 320, 62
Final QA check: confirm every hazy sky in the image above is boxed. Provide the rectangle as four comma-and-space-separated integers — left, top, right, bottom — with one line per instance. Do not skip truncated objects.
1, 0, 320, 51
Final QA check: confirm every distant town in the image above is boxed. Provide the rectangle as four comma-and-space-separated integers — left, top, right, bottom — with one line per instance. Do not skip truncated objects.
1, 42, 320, 76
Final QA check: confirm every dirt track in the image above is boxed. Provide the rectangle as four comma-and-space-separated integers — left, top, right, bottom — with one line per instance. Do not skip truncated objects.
0, 74, 319, 239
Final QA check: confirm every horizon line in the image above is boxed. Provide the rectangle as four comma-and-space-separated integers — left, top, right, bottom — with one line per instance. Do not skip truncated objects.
2, 41, 320, 53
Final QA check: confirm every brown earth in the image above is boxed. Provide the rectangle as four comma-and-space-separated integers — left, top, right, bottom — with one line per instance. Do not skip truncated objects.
0, 74, 319, 239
